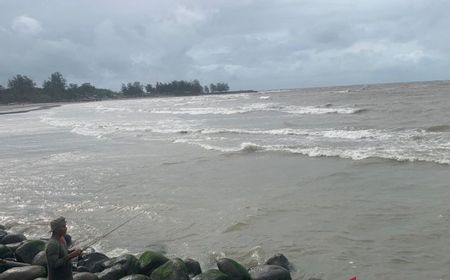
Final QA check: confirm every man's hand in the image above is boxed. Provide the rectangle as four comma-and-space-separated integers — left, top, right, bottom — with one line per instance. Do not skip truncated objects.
67, 248, 82, 259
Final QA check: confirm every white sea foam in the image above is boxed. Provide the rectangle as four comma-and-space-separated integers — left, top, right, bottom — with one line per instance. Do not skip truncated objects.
174, 137, 450, 165
141, 103, 364, 116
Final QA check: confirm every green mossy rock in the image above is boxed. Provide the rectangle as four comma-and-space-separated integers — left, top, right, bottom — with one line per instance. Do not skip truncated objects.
0, 265, 46, 280
216, 258, 251, 280
119, 274, 151, 280
0, 225, 5, 231
138, 251, 169, 275
15, 240, 46, 264
192, 269, 230, 280
114, 254, 140, 275
0, 245, 13, 259
74, 272, 100, 280
150, 258, 189, 280
249, 265, 291, 280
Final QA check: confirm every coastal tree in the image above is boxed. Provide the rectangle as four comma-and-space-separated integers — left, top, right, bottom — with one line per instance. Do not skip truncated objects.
145, 83, 155, 94
209, 83, 216, 93
43, 72, 67, 100
203, 85, 210, 94
121, 81, 145, 97
210, 82, 229, 93
7, 74, 36, 101
215, 82, 229, 92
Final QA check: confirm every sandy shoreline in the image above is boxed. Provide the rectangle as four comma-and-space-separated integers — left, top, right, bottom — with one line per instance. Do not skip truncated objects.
0, 103, 61, 115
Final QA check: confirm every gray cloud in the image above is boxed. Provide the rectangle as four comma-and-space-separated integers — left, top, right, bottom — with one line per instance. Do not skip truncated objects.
0, 0, 449, 90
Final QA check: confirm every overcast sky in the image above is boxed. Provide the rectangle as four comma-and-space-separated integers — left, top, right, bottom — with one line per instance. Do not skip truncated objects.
1, 0, 449, 90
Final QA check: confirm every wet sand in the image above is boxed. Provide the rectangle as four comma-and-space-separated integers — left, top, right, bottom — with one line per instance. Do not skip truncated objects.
0, 103, 61, 115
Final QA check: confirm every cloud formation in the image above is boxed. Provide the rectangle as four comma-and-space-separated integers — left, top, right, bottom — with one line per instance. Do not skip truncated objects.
0, 0, 449, 90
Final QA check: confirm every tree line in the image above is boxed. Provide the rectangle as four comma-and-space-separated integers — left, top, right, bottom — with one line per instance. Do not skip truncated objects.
0, 72, 231, 104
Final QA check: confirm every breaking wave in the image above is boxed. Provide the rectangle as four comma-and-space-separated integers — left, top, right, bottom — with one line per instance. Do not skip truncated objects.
176, 141, 450, 165
130, 103, 365, 116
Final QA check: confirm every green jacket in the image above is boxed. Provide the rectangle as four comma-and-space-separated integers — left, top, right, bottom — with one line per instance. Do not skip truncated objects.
45, 235, 73, 280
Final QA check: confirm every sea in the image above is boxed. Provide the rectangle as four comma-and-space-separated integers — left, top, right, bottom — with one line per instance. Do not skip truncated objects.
1, 80, 449, 280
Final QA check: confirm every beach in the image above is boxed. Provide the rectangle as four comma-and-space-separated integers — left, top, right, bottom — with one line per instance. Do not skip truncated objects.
1, 81, 450, 280
0, 103, 60, 115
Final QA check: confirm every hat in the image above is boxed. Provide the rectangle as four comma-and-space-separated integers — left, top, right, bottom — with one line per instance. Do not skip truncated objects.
50, 216, 66, 232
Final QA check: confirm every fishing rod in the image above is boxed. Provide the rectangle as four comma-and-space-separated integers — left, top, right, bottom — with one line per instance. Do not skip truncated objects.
80, 210, 145, 251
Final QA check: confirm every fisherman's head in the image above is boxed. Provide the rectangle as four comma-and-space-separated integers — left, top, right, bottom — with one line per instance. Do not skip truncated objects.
50, 216, 67, 236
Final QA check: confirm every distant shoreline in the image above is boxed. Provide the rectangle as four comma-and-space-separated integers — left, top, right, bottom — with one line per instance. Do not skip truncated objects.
0, 90, 258, 115
0, 103, 61, 115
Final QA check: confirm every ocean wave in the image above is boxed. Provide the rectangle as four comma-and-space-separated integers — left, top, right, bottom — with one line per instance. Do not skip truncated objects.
175, 141, 450, 165
141, 103, 365, 116
425, 125, 450, 132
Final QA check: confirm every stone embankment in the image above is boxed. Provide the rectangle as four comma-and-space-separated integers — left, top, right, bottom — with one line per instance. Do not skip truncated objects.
0, 224, 293, 280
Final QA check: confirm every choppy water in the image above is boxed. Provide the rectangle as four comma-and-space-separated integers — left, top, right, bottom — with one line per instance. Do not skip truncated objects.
1, 80, 450, 279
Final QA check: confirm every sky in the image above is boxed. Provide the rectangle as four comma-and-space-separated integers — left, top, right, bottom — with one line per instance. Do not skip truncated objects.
0, 0, 449, 91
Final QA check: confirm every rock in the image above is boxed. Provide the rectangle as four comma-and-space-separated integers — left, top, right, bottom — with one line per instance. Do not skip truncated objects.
4, 242, 23, 253
112, 254, 140, 275
216, 258, 251, 280
78, 252, 110, 273
150, 258, 189, 280
0, 234, 26, 245
74, 272, 100, 280
0, 265, 46, 280
14, 240, 46, 264
119, 275, 151, 280
77, 266, 90, 272
192, 269, 230, 280
0, 245, 13, 259
138, 251, 169, 275
249, 265, 291, 280
184, 258, 202, 276
96, 264, 127, 280
0, 225, 5, 231
265, 254, 291, 271
31, 251, 47, 266
0, 231, 7, 241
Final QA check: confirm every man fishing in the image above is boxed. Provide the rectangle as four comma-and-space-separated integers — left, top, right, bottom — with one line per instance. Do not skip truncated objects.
46, 217, 82, 280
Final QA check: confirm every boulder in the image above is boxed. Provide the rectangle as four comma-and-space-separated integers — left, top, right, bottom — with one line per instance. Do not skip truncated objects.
0, 265, 46, 280
138, 251, 169, 275
111, 254, 140, 275
96, 264, 127, 280
78, 252, 110, 273
249, 265, 291, 280
74, 272, 100, 280
4, 242, 23, 253
0, 225, 5, 231
184, 258, 201, 276
119, 275, 151, 280
15, 240, 46, 264
0, 245, 13, 259
150, 258, 189, 280
0, 234, 26, 245
192, 269, 230, 280
216, 258, 250, 280
31, 251, 47, 266
265, 254, 291, 271
0, 231, 7, 241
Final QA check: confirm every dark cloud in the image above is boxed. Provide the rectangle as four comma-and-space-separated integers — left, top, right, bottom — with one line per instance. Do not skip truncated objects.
0, 0, 449, 90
